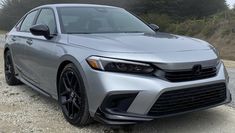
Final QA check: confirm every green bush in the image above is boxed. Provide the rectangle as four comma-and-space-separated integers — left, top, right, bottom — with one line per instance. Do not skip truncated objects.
201, 24, 217, 37
221, 29, 231, 37
166, 20, 206, 36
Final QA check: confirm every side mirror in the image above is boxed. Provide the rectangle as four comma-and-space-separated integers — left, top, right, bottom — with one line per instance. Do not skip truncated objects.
30, 24, 53, 39
149, 24, 160, 32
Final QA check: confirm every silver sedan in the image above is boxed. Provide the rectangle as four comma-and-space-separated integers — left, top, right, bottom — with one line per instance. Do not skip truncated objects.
4, 4, 231, 126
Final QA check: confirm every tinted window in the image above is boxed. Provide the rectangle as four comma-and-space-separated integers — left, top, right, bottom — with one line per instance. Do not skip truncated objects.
57, 7, 155, 34
20, 10, 38, 32
36, 9, 56, 34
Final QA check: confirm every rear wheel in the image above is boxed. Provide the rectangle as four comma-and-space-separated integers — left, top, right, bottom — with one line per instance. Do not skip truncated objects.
4, 50, 21, 85
58, 63, 92, 126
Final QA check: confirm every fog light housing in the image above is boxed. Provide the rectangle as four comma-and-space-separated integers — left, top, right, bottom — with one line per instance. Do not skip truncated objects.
101, 93, 138, 113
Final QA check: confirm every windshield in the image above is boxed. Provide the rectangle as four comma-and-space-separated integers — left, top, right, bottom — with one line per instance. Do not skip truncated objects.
57, 7, 155, 34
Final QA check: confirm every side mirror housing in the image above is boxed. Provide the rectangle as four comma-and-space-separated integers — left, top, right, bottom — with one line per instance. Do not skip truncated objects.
30, 24, 53, 39
149, 24, 160, 32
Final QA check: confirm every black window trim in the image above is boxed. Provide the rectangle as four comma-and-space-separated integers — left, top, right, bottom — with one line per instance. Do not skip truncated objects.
15, 19, 24, 31
56, 7, 66, 34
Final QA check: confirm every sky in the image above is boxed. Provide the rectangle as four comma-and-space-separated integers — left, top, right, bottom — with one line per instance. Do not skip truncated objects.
227, 0, 235, 8
0, 0, 234, 8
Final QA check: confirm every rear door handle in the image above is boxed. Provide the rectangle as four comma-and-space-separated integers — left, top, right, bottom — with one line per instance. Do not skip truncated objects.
26, 39, 33, 45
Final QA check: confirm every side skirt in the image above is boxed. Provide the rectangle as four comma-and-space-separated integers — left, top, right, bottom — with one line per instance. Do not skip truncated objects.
16, 75, 52, 98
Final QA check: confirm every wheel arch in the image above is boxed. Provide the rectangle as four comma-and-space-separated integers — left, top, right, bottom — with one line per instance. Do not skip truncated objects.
4, 45, 10, 55
56, 56, 93, 125
56, 55, 88, 99
56, 60, 72, 91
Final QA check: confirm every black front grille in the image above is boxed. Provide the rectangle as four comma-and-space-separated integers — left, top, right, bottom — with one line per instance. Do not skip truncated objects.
164, 67, 217, 82
148, 83, 227, 117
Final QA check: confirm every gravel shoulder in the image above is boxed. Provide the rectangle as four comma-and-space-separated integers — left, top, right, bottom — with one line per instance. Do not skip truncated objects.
223, 60, 235, 68
0, 39, 235, 132
0, 35, 5, 47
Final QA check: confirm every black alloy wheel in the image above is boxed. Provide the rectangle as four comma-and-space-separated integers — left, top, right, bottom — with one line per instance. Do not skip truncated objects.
58, 63, 92, 126
4, 50, 21, 85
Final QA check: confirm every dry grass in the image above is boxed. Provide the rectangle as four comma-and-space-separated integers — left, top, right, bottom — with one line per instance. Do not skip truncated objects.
206, 32, 235, 61
168, 10, 235, 61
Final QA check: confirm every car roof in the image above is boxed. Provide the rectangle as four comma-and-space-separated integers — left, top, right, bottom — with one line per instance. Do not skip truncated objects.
37, 4, 119, 9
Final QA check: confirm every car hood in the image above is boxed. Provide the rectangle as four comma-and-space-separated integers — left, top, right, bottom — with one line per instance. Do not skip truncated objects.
68, 32, 212, 53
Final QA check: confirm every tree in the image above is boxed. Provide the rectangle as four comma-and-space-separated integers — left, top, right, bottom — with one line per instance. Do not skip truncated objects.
138, 0, 228, 19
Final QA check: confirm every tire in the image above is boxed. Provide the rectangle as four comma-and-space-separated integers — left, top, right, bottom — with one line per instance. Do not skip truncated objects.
58, 63, 92, 126
4, 50, 21, 85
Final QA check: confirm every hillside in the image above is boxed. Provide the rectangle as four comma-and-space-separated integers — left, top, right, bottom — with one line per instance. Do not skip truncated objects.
166, 10, 235, 60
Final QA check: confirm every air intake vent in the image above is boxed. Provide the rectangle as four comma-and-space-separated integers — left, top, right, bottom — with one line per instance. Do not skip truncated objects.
148, 83, 226, 117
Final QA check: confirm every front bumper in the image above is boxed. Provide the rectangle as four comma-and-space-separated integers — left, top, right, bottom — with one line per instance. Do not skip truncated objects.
94, 94, 231, 125
82, 61, 231, 125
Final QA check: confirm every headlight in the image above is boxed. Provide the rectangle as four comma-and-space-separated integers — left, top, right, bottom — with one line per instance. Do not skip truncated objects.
86, 56, 155, 74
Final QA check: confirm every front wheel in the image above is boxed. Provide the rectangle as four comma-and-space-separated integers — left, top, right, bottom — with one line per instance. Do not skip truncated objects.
58, 63, 92, 126
4, 50, 21, 85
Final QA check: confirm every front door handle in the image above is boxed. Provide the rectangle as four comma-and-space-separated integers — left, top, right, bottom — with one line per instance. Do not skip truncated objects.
11, 36, 16, 42
26, 39, 33, 45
